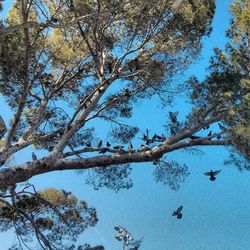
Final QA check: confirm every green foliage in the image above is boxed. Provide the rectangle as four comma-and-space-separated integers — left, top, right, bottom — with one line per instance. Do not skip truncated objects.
189, 0, 250, 165
0, 187, 98, 249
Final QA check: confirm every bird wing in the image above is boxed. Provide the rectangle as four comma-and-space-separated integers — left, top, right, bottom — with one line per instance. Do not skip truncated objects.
177, 205, 183, 213
203, 172, 211, 176
213, 170, 222, 176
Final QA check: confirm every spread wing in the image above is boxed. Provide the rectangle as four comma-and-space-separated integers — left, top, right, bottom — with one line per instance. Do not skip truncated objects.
203, 172, 211, 176
213, 170, 222, 176
176, 205, 183, 213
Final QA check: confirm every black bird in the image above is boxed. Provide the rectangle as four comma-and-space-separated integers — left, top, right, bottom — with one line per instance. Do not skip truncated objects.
203, 170, 222, 181
189, 135, 201, 140
86, 142, 91, 147
106, 141, 111, 147
32, 152, 37, 161
152, 133, 157, 142
113, 145, 124, 150
207, 131, 212, 137
172, 205, 183, 219
170, 128, 176, 136
107, 61, 113, 74
97, 140, 102, 148
99, 148, 108, 154
169, 111, 178, 123
128, 142, 133, 151
50, 17, 59, 23
216, 134, 222, 139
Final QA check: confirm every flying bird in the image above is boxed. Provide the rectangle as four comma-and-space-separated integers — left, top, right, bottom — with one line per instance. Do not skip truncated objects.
203, 170, 222, 181
172, 205, 183, 219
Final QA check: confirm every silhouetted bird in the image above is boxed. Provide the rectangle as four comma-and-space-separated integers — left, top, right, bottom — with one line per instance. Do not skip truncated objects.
50, 17, 59, 23
203, 170, 222, 181
99, 148, 108, 154
218, 123, 226, 131
113, 145, 124, 150
107, 61, 113, 74
86, 142, 91, 147
97, 140, 102, 148
128, 142, 133, 150
152, 134, 157, 142
216, 134, 222, 139
207, 131, 212, 137
170, 128, 176, 135
169, 111, 177, 123
189, 135, 201, 140
32, 152, 37, 161
172, 205, 183, 219
106, 142, 111, 147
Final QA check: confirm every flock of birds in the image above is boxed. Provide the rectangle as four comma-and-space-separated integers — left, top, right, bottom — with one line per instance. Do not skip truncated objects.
172, 169, 222, 219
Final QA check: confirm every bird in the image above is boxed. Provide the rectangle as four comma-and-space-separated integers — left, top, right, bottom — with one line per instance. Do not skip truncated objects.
113, 145, 124, 150
189, 135, 201, 140
172, 205, 183, 219
216, 134, 222, 139
32, 152, 37, 161
169, 111, 178, 123
128, 142, 133, 150
85, 142, 91, 147
99, 148, 108, 154
97, 140, 102, 148
106, 141, 111, 147
218, 123, 226, 131
170, 128, 176, 136
107, 61, 113, 74
50, 17, 59, 23
203, 170, 222, 181
207, 131, 212, 137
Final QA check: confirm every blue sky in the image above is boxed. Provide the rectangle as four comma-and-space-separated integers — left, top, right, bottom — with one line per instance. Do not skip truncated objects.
2, 1, 250, 250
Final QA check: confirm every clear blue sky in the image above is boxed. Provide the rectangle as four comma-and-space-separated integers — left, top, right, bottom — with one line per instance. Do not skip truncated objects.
2, 1, 250, 250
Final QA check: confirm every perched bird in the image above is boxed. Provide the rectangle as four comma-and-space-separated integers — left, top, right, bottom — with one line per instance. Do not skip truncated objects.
169, 111, 178, 123
170, 128, 176, 136
107, 61, 113, 74
172, 205, 183, 219
207, 131, 212, 137
50, 17, 59, 23
218, 123, 226, 131
216, 134, 222, 140
128, 142, 133, 151
113, 145, 124, 150
204, 170, 222, 181
99, 148, 108, 154
32, 152, 37, 161
189, 135, 201, 140
86, 142, 91, 147
97, 140, 102, 148
106, 141, 111, 147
